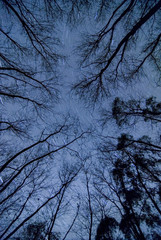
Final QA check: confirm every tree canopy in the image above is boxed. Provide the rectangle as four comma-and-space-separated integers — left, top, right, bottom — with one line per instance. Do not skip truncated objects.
0, 1, 160, 240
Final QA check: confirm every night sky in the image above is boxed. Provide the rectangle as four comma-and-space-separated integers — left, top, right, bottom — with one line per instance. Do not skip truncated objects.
0, 1, 161, 240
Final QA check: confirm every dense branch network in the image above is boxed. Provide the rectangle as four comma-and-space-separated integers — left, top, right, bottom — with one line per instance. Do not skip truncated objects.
0, 1, 161, 239
74, 0, 161, 102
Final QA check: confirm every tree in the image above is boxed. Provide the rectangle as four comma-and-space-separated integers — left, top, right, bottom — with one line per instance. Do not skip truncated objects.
73, 1, 160, 238
18, 221, 60, 240
95, 216, 119, 240
73, 0, 161, 102
112, 97, 161, 126
0, 1, 89, 239
1, 1, 161, 239
95, 97, 161, 239
0, 153, 85, 240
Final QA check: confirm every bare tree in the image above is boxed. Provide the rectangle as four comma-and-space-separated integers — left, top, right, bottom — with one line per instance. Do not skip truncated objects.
1, 1, 161, 239
0, 1, 91, 239
73, 0, 161, 102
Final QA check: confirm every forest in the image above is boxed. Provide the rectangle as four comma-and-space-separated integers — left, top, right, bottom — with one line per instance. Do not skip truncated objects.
0, 0, 161, 239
